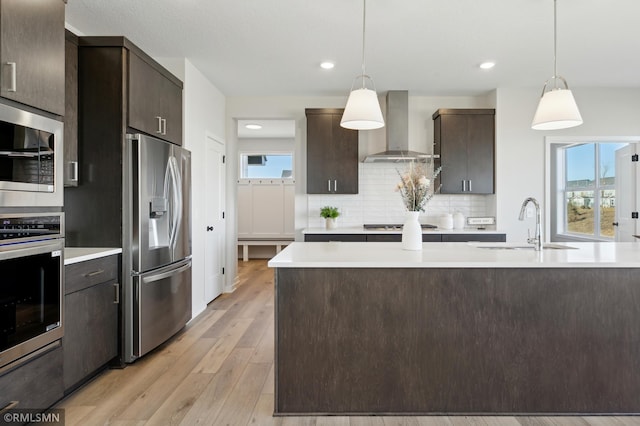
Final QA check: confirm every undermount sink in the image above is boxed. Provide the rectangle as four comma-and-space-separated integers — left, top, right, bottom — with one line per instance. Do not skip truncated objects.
475, 243, 577, 250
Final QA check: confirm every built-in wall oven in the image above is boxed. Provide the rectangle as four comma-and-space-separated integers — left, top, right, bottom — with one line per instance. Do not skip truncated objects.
0, 102, 63, 207
0, 213, 64, 369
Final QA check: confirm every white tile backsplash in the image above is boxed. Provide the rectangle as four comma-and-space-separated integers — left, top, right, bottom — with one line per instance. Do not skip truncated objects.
307, 163, 492, 226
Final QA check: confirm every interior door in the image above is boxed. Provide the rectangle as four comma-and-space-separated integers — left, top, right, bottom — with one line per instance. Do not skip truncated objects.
614, 144, 637, 242
204, 134, 225, 302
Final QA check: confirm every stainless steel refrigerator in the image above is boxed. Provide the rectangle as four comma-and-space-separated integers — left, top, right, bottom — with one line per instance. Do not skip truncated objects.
123, 133, 192, 363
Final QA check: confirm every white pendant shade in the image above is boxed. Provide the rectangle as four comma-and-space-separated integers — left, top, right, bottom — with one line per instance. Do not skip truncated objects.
340, 88, 384, 130
531, 88, 583, 130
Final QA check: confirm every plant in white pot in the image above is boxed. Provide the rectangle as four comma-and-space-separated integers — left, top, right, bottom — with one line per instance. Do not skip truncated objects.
320, 206, 340, 230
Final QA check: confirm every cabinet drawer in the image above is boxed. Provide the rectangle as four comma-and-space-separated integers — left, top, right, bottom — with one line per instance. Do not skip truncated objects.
65, 255, 118, 294
304, 234, 366, 242
0, 342, 63, 411
366, 234, 401, 242
441, 234, 506, 243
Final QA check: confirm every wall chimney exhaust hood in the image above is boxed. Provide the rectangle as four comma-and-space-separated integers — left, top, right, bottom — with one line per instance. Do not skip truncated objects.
363, 90, 433, 163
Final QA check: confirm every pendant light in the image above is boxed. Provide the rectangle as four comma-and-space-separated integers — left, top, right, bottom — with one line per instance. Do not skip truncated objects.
531, 0, 583, 130
340, 0, 384, 130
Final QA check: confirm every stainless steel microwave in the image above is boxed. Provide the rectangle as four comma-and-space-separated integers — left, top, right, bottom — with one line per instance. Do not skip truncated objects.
0, 102, 63, 207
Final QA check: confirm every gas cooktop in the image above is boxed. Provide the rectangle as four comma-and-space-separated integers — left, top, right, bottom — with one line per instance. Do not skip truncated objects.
363, 224, 437, 231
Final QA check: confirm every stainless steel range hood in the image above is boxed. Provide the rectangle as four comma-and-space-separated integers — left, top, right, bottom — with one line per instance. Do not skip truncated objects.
363, 90, 432, 163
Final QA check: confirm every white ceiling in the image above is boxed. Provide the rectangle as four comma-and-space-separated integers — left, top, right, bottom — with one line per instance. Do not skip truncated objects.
65, 0, 640, 98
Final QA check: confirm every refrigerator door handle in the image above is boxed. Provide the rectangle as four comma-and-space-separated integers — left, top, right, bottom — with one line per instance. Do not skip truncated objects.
168, 155, 182, 252
142, 261, 191, 284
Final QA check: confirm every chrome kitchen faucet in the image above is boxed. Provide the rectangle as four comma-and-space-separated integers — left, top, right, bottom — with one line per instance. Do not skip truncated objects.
518, 197, 542, 251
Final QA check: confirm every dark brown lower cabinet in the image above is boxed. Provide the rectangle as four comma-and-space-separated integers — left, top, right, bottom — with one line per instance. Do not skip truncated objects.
441, 233, 506, 242
304, 234, 366, 242
366, 234, 443, 242
305, 233, 505, 243
63, 255, 119, 392
0, 342, 63, 415
275, 267, 640, 414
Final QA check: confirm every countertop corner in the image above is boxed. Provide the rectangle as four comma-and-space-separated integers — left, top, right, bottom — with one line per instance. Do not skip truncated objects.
64, 247, 122, 265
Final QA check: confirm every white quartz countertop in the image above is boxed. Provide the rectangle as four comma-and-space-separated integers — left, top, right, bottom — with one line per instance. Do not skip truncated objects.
267, 241, 640, 268
64, 247, 122, 265
303, 226, 505, 235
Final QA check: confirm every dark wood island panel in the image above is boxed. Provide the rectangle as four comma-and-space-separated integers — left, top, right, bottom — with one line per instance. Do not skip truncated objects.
274, 267, 640, 415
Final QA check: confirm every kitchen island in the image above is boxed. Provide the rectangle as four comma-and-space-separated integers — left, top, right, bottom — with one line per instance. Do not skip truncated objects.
268, 242, 640, 415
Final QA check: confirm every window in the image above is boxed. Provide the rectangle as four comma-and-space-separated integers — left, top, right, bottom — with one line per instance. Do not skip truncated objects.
553, 142, 627, 240
239, 153, 294, 179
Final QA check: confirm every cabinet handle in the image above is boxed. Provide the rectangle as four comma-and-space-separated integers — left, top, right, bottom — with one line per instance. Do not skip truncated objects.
462, 180, 466, 191
6, 62, 16, 92
156, 116, 163, 134
334, 180, 337, 192
161, 118, 167, 135
113, 283, 120, 304
327, 180, 331, 192
0, 401, 19, 415
84, 269, 104, 277
69, 161, 78, 182
468, 180, 472, 192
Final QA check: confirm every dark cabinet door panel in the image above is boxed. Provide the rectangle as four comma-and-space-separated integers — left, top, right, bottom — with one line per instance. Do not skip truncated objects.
438, 114, 468, 193
465, 114, 495, 194
63, 280, 118, 391
306, 113, 334, 194
306, 109, 358, 194
0, 0, 65, 115
434, 109, 495, 194
64, 31, 79, 186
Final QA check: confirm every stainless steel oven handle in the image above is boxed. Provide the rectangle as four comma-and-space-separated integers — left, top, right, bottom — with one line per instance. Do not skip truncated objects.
0, 401, 19, 414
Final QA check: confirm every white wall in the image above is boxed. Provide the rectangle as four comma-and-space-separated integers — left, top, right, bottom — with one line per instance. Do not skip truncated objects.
157, 58, 227, 318
495, 87, 640, 243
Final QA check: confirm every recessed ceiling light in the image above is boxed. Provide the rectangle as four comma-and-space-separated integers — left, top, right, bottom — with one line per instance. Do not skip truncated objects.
320, 61, 335, 70
479, 61, 495, 70
245, 124, 262, 130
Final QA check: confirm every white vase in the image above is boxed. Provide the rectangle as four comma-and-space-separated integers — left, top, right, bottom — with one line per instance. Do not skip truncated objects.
325, 217, 337, 230
401, 211, 422, 251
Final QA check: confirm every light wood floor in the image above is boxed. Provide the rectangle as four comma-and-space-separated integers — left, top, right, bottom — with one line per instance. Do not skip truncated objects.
56, 260, 640, 426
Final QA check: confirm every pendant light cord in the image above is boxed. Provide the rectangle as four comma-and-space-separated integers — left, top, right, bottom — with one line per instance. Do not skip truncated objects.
360, 0, 367, 88
553, 0, 558, 87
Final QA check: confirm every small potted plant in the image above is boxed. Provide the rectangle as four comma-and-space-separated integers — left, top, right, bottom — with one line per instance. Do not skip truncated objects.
320, 206, 340, 230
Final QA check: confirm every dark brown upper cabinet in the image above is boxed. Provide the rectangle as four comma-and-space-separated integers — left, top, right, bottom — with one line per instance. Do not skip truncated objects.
306, 108, 358, 194
128, 52, 183, 145
433, 109, 495, 194
64, 30, 79, 186
0, 0, 65, 115
78, 36, 183, 146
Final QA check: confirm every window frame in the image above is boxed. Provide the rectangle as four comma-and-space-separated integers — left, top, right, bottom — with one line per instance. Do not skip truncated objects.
238, 151, 295, 180
545, 136, 638, 242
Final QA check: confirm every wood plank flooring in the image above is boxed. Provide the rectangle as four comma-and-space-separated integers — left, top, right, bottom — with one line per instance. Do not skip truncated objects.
56, 260, 640, 425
